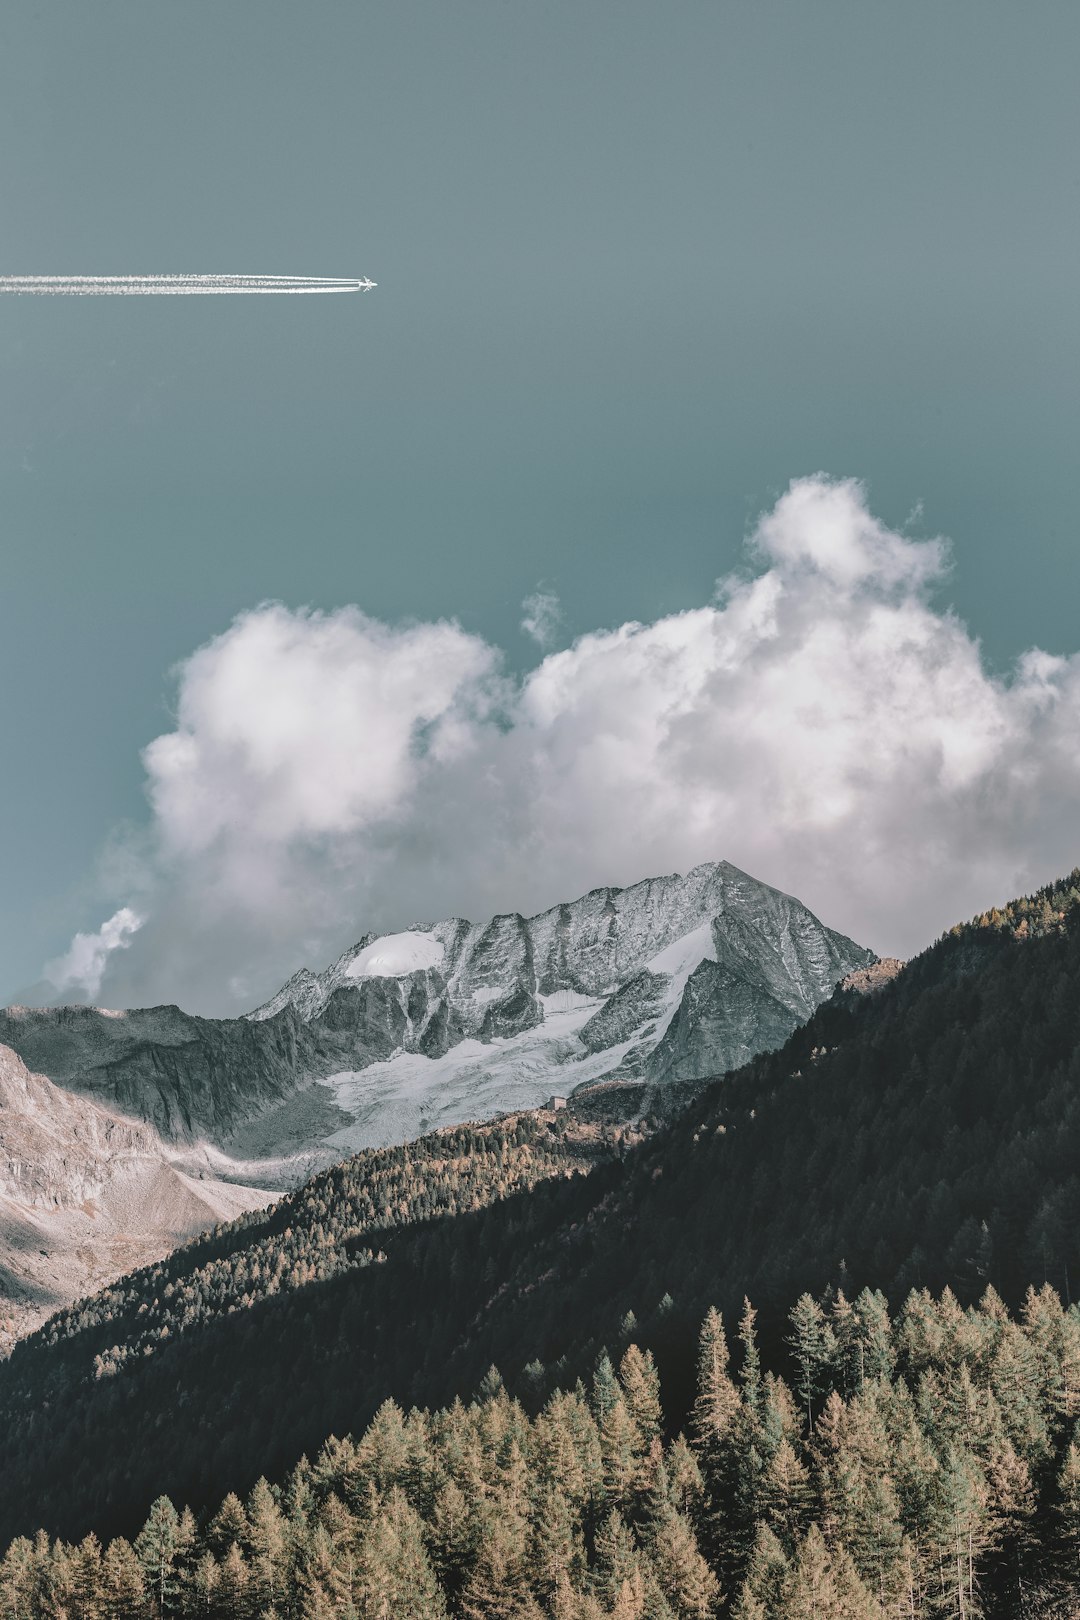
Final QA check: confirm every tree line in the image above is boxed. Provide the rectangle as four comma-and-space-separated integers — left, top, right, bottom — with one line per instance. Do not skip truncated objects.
5, 1285, 1080, 1618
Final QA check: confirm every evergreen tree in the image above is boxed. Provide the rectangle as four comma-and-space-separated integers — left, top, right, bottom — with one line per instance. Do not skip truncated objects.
244, 1477, 286, 1615
591, 1512, 640, 1611
354, 1488, 446, 1620
738, 1302, 763, 1418
135, 1497, 182, 1618
786, 1295, 836, 1435
100, 1539, 144, 1620
730, 1525, 788, 1620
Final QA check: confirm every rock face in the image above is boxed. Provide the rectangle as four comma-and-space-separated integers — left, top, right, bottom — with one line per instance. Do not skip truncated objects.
244, 861, 874, 1150
1, 861, 873, 1165
0, 1001, 312, 1142
0, 1045, 273, 1348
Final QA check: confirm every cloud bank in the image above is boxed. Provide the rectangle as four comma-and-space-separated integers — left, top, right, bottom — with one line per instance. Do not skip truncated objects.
55, 477, 1080, 1015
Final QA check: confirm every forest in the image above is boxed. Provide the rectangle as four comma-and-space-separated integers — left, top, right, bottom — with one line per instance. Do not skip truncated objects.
2, 869, 1080, 1610
4, 1285, 1080, 1618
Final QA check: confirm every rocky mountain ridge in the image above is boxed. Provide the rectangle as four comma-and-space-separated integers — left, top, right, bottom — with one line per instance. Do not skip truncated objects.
0, 862, 873, 1166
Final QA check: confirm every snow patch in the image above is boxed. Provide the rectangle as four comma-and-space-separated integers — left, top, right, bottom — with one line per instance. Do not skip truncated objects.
647, 923, 716, 980
646, 923, 717, 1040
344, 931, 444, 979
321, 994, 613, 1154
540, 988, 599, 1016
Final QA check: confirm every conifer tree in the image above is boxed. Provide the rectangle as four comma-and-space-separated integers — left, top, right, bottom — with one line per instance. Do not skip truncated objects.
207, 1492, 248, 1560
100, 1538, 144, 1620
189, 1550, 218, 1620
216, 1541, 250, 1620
354, 1488, 446, 1620
135, 1497, 182, 1618
691, 1309, 740, 1452
530, 1482, 584, 1619
786, 1296, 836, 1435
592, 1512, 640, 1611
457, 1511, 531, 1620
0, 1536, 34, 1620
738, 1302, 763, 1418
644, 1476, 720, 1620
245, 1477, 287, 1615
1055, 1438, 1080, 1586
70, 1535, 103, 1620
730, 1524, 788, 1620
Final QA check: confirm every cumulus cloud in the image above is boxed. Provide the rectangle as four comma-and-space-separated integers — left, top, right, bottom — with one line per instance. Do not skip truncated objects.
65, 476, 1080, 1015
43, 907, 144, 1002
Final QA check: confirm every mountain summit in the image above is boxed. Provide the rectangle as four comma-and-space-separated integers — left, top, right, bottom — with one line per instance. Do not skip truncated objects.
240, 860, 873, 1152
0, 862, 873, 1170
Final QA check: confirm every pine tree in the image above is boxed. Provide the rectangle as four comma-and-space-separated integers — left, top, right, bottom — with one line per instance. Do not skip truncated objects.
355, 1488, 447, 1620
189, 1550, 219, 1619
852, 1288, 894, 1385
644, 1487, 720, 1620
786, 1296, 836, 1435
1055, 1438, 1080, 1586
457, 1511, 530, 1620
135, 1497, 182, 1618
207, 1492, 248, 1559
530, 1482, 584, 1618
428, 1475, 475, 1598
245, 1476, 287, 1615
779, 1524, 876, 1620
217, 1541, 251, 1619
0, 1536, 34, 1620
70, 1534, 104, 1620
100, 1538, 144, 1620
691, 1309, 740, 1453
591, 1512, 640, 1610
730, 1524, 788, 1620
738, 1301, 763, 1418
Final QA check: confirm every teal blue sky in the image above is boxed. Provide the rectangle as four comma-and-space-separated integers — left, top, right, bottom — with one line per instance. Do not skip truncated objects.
2, 2, 1079, 1008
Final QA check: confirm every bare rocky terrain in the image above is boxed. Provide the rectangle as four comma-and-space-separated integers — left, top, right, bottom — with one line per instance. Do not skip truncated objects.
0, 1045, 272, 1349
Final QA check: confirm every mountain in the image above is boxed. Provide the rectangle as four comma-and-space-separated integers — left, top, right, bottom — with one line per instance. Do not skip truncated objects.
0, 861, 868, 1343
0, 862, 871, 1167
0, 1045, 273, 1349
3, 866, 1077, 1546
0, 1000, 312, 1143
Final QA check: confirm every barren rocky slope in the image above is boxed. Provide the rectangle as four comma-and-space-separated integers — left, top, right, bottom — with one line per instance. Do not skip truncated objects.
0, 1045, 272, 1348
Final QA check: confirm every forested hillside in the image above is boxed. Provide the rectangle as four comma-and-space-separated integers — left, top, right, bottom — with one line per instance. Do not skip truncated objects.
6, 1288, 1080, 1619
27, 1108, 619, 1379
2, 870, 1079, 1563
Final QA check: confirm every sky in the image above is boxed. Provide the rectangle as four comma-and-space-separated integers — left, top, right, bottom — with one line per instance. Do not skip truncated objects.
1, 2, 1078, 1014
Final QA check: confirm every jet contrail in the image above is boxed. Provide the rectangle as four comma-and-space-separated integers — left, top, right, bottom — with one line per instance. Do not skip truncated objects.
0, 274, 375, 295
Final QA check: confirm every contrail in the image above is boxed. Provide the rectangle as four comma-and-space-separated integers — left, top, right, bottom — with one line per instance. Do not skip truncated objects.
0, 274, 375, 295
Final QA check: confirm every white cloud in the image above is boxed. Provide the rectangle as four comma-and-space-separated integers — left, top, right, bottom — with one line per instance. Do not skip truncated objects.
44, 907, 144, 1002
520, 589, 562, 649
76, 476, 1080, 1014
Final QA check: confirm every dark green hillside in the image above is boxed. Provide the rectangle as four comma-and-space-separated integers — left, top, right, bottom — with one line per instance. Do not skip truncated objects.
2, 871, 1080, 1549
